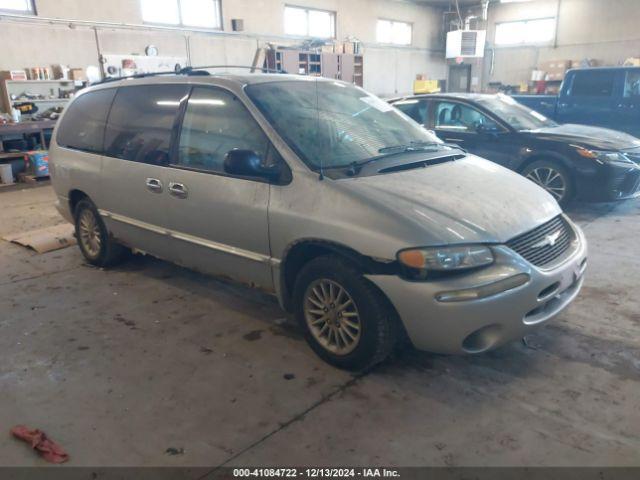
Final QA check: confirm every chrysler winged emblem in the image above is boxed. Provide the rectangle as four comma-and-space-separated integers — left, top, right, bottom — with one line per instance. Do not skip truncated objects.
531, 230, 562, 249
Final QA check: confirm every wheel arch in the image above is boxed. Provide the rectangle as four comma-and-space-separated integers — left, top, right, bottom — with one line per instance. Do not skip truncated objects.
278, 239, 396, 312
516, 151, 574, 175
68, 189, 90, 215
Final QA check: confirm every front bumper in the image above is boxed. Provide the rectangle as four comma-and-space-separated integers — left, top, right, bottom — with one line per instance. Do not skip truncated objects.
576, 162, 640, 201
366, 219, 588, 354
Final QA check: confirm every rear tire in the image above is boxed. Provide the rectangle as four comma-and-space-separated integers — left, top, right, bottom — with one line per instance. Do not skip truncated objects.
522, 159, 574, 206
292, 254, 397, 371
74, 198, 127, 267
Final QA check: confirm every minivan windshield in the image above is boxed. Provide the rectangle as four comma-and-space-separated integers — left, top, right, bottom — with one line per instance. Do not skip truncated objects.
476, 94, 558, 131
246, 80, 444, 170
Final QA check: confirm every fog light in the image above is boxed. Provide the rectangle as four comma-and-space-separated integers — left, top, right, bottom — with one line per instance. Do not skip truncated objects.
436, 273, 530, 303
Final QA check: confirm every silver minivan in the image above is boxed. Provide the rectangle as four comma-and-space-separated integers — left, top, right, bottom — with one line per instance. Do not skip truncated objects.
50, 73, 587, 370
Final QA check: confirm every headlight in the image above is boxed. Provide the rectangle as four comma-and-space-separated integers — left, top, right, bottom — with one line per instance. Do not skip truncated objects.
398, 245, 494, 275
575, 147, 636, 167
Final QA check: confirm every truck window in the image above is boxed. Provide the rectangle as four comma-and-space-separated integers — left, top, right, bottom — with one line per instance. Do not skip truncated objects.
570, 71, 615, 97
56, 89, 116, 154
104, 84, 190, 164
624, 71, 640, 98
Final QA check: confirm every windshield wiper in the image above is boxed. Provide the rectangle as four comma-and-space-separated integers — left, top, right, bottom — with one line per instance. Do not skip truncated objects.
377, 141, 443, 154
320, 142, 451, 176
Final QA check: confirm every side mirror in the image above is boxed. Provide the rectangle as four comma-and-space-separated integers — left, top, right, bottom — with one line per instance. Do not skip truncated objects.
223, 149, 281, 181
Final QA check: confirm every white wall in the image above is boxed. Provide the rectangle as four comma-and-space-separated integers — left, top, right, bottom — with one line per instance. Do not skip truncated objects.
480, 0, 640, 86
0, 0, 447, 98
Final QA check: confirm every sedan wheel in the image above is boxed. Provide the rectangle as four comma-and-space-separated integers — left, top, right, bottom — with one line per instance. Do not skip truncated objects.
304, 278, 362, 356
525, 166, 567, 202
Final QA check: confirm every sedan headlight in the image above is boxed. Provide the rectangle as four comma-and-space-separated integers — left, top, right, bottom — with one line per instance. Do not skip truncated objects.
575, 147, 636, 167
398, 245, 494, 277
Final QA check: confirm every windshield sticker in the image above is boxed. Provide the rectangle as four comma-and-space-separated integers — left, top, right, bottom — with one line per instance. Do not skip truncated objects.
529, 110, 548, 122
359, 96, 394, 112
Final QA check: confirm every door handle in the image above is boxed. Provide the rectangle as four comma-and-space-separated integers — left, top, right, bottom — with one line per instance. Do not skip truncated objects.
145, 178, 163, 193
445, 138, 464, 142
168, 182, 188, 199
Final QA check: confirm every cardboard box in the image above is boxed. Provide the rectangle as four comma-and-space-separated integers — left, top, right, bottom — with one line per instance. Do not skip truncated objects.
531, 70, 546, 81
539, 60, 571, 72
342, 42, 355, 54
0, 70, 28, 81
545, 72, 566, 82
69, 68, 87, 81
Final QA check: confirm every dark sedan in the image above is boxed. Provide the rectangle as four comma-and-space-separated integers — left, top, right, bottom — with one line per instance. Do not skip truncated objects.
389, 93, 640, 205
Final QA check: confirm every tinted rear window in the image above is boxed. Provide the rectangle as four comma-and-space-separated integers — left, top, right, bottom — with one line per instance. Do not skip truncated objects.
570, 71, 615, 97
104, 84, 189, 164
56, 88, 116, 153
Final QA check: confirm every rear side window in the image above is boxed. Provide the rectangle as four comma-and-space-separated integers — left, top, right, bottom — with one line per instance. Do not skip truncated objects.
570, 71, 615, 97
104, 84, 189, 164
56, 89, 116, 153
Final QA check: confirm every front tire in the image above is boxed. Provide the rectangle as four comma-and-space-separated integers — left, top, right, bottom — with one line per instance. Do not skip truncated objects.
292, 255, 397, 371
522, 159, 574, 206
74, 198, 127, 267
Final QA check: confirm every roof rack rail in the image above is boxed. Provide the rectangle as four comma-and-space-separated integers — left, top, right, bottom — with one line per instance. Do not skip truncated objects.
91, 64, 287, 86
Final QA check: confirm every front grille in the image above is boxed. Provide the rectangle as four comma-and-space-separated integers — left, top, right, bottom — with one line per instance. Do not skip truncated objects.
506, 215, 572, 267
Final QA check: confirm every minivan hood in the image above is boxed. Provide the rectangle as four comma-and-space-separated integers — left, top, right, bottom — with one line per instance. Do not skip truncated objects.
342, 155, 560, 245
525, 124, 640, 150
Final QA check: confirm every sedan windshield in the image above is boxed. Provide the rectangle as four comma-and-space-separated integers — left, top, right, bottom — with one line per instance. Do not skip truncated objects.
245, 80, 444, 170
476, 94, 558, 131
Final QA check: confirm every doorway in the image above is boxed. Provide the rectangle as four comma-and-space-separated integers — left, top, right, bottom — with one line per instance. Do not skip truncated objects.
448, 64, 472, 93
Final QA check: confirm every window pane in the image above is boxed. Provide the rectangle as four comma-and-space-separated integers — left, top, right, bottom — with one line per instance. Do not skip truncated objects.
104, 85, 189, 164
0, 0, 32, 11
434, 102, 497, 132
178, 87, 269, 173
525, 18, 555, 43
496, 18, 555, 45
391, 22, 411, 45
308, 10, 333, 38
571, 71, 615, 97
495, 21, 525, 45
141, 0, 180, 25
284, 6, 308, 36
393, 99, 428, 124
376, 20, 392, 43
57, 89, 117, 153
624, 71, 640, 98
246, 81, 438, 169
180, 0, 221, 28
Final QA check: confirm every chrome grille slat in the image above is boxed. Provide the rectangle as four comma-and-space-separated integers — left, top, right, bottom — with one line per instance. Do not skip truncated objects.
506, 215, 572, 267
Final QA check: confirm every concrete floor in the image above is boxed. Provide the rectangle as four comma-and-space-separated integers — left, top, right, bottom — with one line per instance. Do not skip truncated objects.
1, 184, 639, 467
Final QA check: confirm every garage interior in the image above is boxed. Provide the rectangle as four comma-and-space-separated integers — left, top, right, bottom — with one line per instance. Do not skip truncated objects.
1, 0, 639, 472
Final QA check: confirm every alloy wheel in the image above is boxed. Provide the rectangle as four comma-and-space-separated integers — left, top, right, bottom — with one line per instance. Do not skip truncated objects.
526, 167, 567, 202
78, 209, 102, 258
303, 279, 362, 356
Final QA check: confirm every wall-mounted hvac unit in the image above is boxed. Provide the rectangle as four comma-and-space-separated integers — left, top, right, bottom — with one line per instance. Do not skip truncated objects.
446, 30, 486, 58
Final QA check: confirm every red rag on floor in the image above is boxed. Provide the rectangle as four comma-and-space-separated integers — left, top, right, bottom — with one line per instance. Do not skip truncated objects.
10, 425, 69, 464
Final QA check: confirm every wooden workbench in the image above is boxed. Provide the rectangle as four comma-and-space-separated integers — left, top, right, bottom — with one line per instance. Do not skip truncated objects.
0, 119, 57, 153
